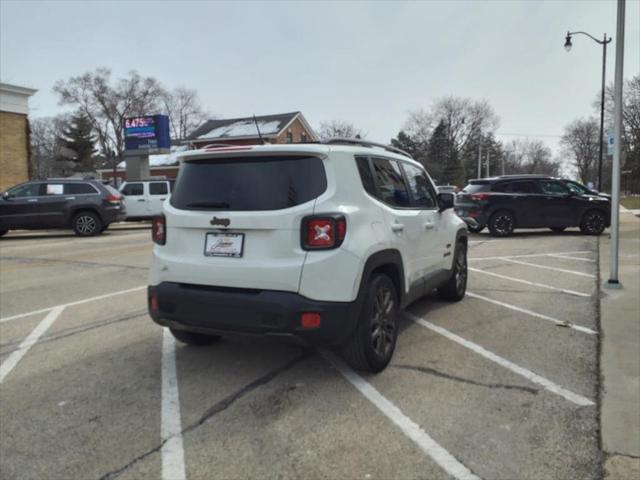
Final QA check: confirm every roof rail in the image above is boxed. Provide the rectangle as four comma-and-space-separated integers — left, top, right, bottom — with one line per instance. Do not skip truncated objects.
321, 137, 412, 159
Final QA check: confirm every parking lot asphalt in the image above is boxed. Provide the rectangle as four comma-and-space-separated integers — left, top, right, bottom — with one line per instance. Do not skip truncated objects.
0, 226, 602, 480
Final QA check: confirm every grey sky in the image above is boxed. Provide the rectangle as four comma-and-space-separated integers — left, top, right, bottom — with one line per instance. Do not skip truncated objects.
1, 0, 639, 159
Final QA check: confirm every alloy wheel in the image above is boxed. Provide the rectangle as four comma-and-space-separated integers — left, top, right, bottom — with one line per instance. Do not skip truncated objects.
585, 212, 605, 234
370, 286, 395, 357
76, 215, 97, 235
455, 248, 468, 294
493, 214, 514, 235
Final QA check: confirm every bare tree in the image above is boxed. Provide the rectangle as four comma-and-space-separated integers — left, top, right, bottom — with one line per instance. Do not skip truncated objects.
504, 139, 559, 176
404, 96, 499, 152
560, 118, 600, 184
54, 68, 165, 182
30, 115, 70, 179
162, 87, 208, 140
318, 120, 364, 140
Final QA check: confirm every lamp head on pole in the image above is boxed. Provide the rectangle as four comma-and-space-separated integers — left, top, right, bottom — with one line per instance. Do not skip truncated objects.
564, 32, 573, 52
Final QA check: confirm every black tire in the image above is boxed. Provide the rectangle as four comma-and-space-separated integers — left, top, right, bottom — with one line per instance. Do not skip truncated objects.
438, 241, 468, 301
488, 210, 515, 237
0, 229, 8, 237
580, 209, 607, 235
72, 211, 102, 236
467, 224, 485, 234
341, 274, 399, 373
170, 328, 221, 346
550, 227, 566, 233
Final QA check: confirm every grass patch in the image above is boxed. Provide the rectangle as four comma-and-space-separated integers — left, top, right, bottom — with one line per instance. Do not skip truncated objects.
621, 196, 640, 210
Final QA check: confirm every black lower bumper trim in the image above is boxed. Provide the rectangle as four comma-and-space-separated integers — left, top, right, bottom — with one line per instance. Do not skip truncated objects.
148, 283, 360, 346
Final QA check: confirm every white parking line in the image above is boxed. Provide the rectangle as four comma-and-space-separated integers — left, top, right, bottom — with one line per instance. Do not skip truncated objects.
0, 285, 146, 323
161, 329, 186, 480
404, 312, 595, 407
547, 254, 595, 262
320, 350, 480, 480
0, 231, 149, 252
466, 291, 597, 335
0, 306, 65, 383
470, 251, 591, 261
468, 267, 590, 297
500, 258, 596, 278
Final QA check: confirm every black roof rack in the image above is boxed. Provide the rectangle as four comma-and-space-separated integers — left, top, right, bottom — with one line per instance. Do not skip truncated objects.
321, 137, 412, 159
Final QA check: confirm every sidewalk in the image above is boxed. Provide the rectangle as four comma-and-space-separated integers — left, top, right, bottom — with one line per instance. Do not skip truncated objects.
600, 209, 640, 479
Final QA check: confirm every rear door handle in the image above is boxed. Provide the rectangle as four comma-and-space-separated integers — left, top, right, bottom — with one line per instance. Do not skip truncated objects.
27, 199, 38, 203
137, 199, 146, 202
424, 222, 435, 230
391, 223, 404, 233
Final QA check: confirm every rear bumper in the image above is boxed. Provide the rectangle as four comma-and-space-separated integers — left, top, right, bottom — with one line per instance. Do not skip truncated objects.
102, 206, 126, 223
148, 283, 360, 346
454, 206, 487, 227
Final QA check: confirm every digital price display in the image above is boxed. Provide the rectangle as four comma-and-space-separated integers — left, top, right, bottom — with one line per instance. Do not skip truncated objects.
124, 114, 170, 151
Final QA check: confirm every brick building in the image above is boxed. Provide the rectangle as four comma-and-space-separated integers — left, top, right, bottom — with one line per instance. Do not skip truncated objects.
100, 111, 317, 183
0, 83, 37, 191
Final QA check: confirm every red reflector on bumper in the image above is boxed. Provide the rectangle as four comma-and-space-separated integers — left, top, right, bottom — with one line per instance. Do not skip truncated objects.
301, 313, 321, 329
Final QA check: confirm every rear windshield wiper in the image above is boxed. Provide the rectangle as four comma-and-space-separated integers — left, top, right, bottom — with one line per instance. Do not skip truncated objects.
185, 201, 231, 209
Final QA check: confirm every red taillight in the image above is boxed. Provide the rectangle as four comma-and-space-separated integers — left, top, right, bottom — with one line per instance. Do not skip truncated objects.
302, 215, 346, 250
471, 193, 490, 201
149, 294, 159, 312
152, 215, 166, 245
301, 312, 321, 329
105, 194, 122, 204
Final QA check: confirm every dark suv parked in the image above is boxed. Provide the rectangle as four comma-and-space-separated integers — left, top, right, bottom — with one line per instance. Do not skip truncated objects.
0, 178, 125, 237
455, 175, 610, 236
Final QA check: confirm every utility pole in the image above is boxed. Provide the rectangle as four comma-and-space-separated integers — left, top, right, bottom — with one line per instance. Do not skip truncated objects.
477, 143, 482, 178
607, 0, 625, 287
501, 153, 506, 176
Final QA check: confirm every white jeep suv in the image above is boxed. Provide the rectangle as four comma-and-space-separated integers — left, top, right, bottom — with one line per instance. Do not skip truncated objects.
148, 140, 468, 372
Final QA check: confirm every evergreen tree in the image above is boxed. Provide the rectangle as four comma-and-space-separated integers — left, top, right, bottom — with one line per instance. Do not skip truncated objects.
390, 130, 426, 164
425, 120, 449, 183
58, 112, 97, 171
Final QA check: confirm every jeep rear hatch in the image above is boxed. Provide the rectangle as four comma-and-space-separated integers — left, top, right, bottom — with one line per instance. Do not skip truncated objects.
158, 154, 327, 292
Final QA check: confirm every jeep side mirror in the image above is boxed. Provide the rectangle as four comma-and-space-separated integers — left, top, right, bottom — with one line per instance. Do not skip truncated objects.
438, 192, 455, 212
2, 192, 10, 200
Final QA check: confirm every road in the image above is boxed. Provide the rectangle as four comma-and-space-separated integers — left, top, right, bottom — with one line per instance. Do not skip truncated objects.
0, 226, 601, 480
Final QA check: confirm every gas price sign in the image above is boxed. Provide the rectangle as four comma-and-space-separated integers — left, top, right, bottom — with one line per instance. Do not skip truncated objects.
124, 115, 171, 151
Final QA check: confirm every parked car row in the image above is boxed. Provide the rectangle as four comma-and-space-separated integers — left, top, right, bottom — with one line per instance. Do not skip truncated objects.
0, 178, 174, 237
455, 175, 611, 236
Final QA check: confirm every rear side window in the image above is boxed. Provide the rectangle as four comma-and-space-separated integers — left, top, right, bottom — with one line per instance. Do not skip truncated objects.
149, 182, 168, 195
540, 180, 569, 195
45, 184, 64, 195
355, 156, 377, 197
65, 183, 97, 194
370, 157, 410, 207
402, 162, 438, 208
171, 156, 326, 211
462, 182, 490, 194
121, 183, 144, 196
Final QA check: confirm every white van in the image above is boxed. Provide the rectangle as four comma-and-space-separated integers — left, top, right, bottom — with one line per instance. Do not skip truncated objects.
119, 180, 174, 220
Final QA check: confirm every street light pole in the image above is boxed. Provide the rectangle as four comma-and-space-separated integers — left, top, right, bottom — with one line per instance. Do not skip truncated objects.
564, 30, 612, 192
607, 0, 625, 286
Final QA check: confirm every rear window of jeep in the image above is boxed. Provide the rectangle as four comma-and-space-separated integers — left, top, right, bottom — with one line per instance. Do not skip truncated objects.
171, 156, 327, 211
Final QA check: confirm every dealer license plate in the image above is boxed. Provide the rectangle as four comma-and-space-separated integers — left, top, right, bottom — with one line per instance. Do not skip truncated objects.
204, 233, 244, 258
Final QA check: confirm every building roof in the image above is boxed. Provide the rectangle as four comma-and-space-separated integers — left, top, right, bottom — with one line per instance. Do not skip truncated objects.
0, 82, 37, 115
187, 111, 317, 142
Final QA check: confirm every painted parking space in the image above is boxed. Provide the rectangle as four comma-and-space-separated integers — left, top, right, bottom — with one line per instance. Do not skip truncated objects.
0, 228, 604, 479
